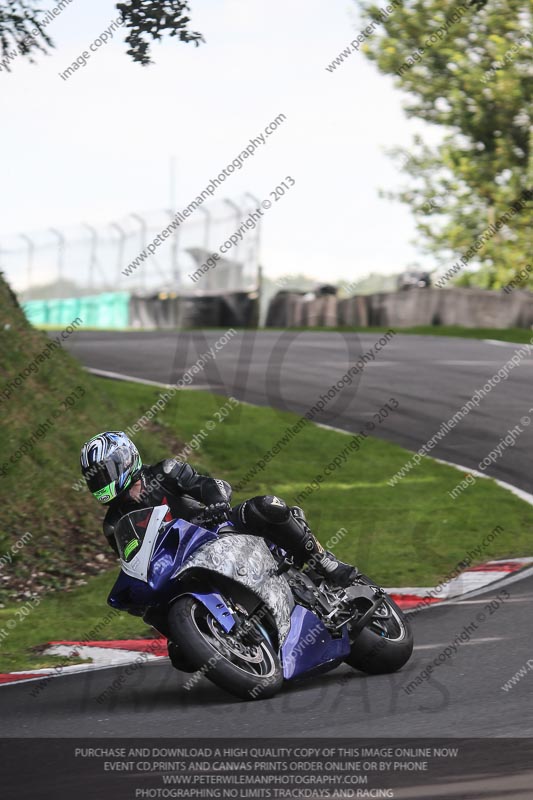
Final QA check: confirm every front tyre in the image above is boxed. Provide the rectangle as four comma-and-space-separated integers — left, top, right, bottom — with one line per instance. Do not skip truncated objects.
168, 595, 283, 700
345, 594, 413, 674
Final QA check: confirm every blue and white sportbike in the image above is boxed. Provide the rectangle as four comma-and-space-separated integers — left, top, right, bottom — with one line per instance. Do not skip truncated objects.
108, 505, 413, 700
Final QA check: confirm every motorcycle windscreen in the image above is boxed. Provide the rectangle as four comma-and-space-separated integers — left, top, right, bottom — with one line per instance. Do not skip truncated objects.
114, 508, 158, 563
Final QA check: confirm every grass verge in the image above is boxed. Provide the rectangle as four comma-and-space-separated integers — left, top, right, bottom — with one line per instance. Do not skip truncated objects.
278, 325, 533, 343
44, 324, 533, 344
2, 377, 533, 671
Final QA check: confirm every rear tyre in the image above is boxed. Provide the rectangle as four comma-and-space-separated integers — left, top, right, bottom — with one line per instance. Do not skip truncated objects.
345, 594, 413, 674
168, 595, 283, 700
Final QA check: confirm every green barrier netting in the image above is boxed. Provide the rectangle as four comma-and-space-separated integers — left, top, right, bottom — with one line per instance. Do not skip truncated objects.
23, 293, 131, 329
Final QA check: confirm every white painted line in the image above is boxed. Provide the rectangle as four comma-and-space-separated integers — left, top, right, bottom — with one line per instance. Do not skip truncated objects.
483, 339, 530, 347
388, 558, 533, 601
414, 637, 504, 650
86, 368, 217, 392
452, 598, 533, 604
421, 565, 533, 609
490, 557, 533, 563
316, 421, 533, 508
451, 565, 533, 601
0, 655, 171, 688
437, 360, 508, 365
432, 456, 533, 507
87, 368, 173, 388
86, 367, 533, 511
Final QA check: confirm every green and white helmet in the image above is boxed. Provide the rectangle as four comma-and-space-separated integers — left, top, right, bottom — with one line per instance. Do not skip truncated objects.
80, 431, 142, 504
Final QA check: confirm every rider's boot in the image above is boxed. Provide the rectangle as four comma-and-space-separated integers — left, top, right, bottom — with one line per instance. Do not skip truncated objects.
291, 507, 358, 588
311, 550, 358, 588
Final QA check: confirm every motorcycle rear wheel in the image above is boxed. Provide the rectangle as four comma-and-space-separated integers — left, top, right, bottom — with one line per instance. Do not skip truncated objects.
168, 595, 283, 700
345, 593, 413, 674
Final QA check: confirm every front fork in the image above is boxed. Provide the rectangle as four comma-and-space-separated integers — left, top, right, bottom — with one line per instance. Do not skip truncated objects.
181, 589, 237, 633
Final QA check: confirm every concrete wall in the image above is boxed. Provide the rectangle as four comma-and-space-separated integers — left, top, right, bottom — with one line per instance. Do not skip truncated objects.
266, 292, 338, 327
267, 288, 533, 330
129, 291, 259, 329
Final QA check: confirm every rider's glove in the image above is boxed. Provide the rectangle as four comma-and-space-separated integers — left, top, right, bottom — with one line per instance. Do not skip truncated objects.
202, 502, 231, 527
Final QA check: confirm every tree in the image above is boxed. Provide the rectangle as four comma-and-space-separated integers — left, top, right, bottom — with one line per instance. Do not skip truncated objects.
0, 0, 203, 69
0, 0, 52, 62
117, 0, 203, 65
356, 0, 533, 288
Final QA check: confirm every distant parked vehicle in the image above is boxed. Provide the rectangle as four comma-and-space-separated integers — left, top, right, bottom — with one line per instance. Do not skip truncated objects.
397, 271, 431, 290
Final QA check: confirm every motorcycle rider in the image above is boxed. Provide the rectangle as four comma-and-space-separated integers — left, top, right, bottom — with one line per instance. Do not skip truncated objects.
80, 431, 358, 588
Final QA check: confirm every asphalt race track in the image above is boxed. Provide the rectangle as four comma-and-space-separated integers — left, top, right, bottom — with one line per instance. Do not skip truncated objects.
3, 573, 533, 738
3, 575, 533, 798
65, 329, 533, 491
3, 330, 533, 796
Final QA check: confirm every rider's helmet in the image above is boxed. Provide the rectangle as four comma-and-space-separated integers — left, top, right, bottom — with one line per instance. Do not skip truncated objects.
80, 431, 142, 504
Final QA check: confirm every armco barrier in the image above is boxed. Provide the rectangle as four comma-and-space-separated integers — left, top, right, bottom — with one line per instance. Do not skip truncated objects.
268, 288, 533, 330
22, 291, 258, 329
23, 293, 130, 328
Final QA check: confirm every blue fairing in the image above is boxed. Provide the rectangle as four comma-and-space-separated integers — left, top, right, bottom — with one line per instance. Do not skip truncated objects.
150, 519, 218, 593
187, 590, 236, 633
108, 518, 219, 612
108, 568, 153, 614
108, 511, 351, 685
281, 604, 351, 679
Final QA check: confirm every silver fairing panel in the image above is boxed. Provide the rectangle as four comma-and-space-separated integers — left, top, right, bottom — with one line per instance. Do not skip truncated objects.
172, 534, 294, 643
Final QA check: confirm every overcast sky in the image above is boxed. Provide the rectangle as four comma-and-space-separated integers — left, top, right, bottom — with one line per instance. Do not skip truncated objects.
1, 0, 441, 291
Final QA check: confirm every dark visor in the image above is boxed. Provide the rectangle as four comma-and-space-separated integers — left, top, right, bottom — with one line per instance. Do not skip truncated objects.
85, 456, 123, 493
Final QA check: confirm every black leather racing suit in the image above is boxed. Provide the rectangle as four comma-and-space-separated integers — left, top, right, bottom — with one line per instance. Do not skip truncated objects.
103, 458, 316, 562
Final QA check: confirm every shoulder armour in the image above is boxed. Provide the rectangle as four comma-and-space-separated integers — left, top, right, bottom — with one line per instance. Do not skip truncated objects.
160, 458, 196, 487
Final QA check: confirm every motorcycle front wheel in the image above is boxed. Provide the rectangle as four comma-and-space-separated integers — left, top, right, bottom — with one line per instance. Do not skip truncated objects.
168, 595, 283, 700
